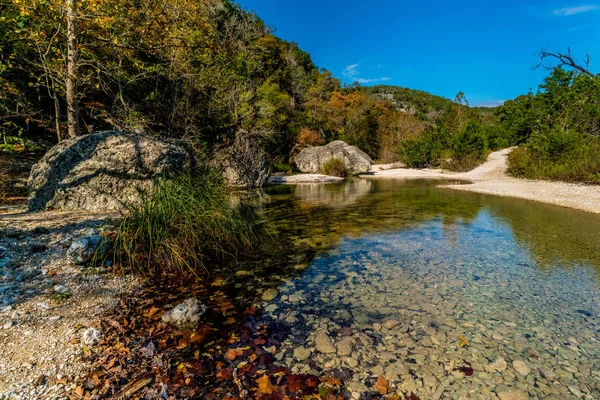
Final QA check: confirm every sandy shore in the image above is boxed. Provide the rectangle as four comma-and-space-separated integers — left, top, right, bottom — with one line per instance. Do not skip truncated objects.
361, 148, 600, 214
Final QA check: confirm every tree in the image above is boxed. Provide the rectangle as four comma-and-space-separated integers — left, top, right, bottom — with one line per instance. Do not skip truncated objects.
537, 48, 596, 78
65, 0, 79, 137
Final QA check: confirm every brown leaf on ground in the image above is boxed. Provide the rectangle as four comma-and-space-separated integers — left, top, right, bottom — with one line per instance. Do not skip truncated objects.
226, 348, 245, 361
256, 375, 275, 395
375, 375, 389, 395
321, 376, 342, 386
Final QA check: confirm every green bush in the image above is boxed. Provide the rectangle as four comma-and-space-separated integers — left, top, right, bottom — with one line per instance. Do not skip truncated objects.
111, 172, 259, 276
397, 127, 448, 168
508, 132, 600, 184
321, 157, 347, 177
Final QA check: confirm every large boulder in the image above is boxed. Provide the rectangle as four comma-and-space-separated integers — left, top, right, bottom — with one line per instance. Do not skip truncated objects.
295, 141, 373, 175
209, 130, 270, 188
28, 131, 195, 212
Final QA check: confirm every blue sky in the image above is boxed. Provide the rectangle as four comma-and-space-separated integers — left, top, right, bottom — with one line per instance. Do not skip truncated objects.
236, 0, 600, 106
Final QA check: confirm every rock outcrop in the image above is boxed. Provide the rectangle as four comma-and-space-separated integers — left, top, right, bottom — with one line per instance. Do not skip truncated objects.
28, 131, 195, 212
210, 130, 270, 188
295, 141, 373, 175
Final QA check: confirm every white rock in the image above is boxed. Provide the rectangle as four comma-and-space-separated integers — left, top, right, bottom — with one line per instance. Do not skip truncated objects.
161, 298, 206, 328
81, 328, 102, 346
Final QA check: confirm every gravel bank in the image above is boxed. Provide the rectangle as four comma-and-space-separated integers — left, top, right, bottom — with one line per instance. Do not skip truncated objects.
0, 208, 139, 399
361, 148, 600, 214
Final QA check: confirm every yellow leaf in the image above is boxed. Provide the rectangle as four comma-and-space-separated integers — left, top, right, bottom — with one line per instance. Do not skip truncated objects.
256, 375, 274, 395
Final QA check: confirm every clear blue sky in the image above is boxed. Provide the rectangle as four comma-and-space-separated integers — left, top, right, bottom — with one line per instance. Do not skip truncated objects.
236, 0, 600, 106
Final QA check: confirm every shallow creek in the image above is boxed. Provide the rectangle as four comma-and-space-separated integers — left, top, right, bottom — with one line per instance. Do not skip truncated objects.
245, 179, 600, 399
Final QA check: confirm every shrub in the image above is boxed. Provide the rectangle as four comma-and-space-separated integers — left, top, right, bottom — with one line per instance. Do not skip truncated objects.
508, 132, 600, 184
321, 157, 347, 177
110, 172, 259, 276
397, 127, 448, 168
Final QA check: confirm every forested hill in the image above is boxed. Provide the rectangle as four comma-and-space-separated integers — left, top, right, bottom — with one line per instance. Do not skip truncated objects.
2, 0, 599, 183
1, 0, 479, 165
363, 85, 456, 117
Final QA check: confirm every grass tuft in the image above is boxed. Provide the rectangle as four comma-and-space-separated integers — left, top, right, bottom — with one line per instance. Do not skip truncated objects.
110, 171, 259, 277
320, 157, 347, 177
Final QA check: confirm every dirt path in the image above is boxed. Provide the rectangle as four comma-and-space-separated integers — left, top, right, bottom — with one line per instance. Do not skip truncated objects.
362, 148, 600, 214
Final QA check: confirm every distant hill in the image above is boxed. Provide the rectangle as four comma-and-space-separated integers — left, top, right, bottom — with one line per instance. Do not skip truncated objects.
363, 85, 455, 119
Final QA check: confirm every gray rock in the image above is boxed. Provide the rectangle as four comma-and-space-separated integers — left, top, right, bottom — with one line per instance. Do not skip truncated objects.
337, 337, 354, 356
210, 130, 270, 188
315, 332, 336, 354
53, 285, 70, 295
67, 235, 106, 265
16, 269, 41, 282
295, 141, 373, 175
81, 328, 102, 346
28, 131, 195, 212
293, 347, 311, 361
161, 298, 206, 329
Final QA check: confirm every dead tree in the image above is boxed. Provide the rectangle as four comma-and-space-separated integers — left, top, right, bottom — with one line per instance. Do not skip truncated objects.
66, 0, 80, 138
537, 48, 596, 78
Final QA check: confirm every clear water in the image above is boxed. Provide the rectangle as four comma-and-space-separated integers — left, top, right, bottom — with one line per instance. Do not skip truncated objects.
252, 179, 600, 399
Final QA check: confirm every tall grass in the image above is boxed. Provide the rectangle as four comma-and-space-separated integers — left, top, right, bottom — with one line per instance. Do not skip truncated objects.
111, 172, 259, 277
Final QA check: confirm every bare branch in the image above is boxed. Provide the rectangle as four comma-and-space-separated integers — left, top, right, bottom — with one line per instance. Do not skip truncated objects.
537, 47, 596, 77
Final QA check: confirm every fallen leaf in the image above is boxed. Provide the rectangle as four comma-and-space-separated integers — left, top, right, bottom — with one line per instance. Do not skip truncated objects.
321, 376, 342, 386
143, 307, 161, 318
375, 375, 389, 395
256, 375, 274, 395
226, 348, 244, 361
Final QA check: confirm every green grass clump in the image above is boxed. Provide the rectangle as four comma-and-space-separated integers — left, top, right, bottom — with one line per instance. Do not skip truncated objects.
111, 172, 259, 276
320, 157, 347, 177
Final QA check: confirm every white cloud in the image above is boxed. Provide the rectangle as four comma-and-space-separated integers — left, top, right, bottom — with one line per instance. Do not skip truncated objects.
552, 5, 600, 16
342, 64, 360, 79
342, 64, 391, 85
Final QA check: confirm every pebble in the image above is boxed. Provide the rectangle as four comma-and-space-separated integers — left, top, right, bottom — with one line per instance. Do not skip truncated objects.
293, 347, 311, 361
489, 357, 508, 372
315, 332, 336, 354
262, 289, 279, 301
512, 360, 530, 376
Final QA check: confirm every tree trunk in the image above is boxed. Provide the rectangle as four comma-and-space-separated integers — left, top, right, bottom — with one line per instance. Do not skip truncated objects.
66, 0, 79, 138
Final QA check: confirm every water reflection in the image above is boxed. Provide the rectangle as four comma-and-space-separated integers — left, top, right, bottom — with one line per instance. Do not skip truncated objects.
261, 179, 600, 274
293, 179, 373, 209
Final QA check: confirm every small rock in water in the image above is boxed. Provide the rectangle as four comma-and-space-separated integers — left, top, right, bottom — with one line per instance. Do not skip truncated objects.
512, 360, 530, 376
539, 368, 557, 381
337, 337, 354, 356
81, 328, 102, 346
495, 385, 529, 400
262, 289, 279, 301
315, 332, 336, 354
383, 319, 400, 329
67, 235, 106, 265
489, 357, 508, 372
161, 298, 206, 329
293, 347, 311, 361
